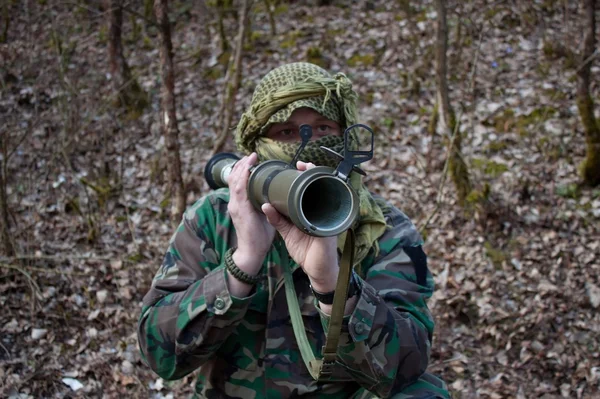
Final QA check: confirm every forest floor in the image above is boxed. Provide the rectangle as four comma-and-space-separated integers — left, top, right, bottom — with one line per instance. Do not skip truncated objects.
1, 1, 599, 398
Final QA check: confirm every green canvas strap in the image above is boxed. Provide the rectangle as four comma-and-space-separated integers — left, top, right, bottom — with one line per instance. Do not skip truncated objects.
282, 230, 356, 381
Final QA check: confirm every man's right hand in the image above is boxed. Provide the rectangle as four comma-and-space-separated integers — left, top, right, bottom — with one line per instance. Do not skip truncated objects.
226, 153, 275, 294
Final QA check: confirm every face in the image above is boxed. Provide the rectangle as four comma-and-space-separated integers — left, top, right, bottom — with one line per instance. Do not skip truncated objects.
265, 107, 341, 143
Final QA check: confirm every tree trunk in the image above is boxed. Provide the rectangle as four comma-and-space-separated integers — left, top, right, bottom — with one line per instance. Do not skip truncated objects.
0, 135, 14, 257
155, 0, 186, 225
1, 0, 9, 43
216, 0, 230, 54
197, 0, 212, 48
108, 0, 147, 116
264, 0, 276, 35
435, 0, 471, 206
212, 0, 252, 154
576, 0, 600, 186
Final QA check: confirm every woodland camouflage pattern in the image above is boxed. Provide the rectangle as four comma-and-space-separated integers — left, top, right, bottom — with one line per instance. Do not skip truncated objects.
138, 190, 450, 398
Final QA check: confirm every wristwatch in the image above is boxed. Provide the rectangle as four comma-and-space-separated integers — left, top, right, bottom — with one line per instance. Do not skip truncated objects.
310, 271, 361, 305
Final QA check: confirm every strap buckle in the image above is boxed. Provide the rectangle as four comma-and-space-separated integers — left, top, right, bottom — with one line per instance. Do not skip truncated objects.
319, 360, 336, 376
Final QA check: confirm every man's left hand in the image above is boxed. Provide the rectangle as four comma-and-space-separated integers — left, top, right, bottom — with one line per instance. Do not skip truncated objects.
261, 161, 339, 293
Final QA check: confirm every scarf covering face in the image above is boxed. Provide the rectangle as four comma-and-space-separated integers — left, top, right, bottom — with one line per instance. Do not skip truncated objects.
234, 62, 388, 268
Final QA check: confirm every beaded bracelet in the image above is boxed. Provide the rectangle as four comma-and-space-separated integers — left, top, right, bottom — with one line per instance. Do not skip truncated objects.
224, 247, 263, 285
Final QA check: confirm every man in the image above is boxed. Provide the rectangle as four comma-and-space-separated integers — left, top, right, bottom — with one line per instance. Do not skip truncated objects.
138, 62, 450, 398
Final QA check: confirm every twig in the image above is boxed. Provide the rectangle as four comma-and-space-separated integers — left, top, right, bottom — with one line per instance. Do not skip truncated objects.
407, 145, 435, 188
0, 254, 134, 264
120, 3, 158, 28
0, 341, 10, 359
0, 262, 88, 276
573, 48, 599, 75
0, 262, 43, 315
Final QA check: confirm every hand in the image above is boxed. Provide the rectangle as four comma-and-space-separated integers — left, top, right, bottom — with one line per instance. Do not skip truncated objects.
227, 153, 276, 277
261, 161, 339, 292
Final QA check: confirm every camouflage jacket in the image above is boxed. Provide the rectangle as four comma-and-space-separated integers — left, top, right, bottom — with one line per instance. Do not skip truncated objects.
138, 189, 437, 398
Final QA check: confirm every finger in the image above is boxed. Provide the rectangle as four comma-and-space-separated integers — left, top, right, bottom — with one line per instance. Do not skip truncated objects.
230, 156, 251, 202
296, 161, 316, 171
237, 154, 258, 197
247, 152, 258, 166
262, 203, 293, 235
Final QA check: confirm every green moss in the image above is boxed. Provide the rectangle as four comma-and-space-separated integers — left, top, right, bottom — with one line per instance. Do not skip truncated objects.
250, 31, 263, 44
160, 197, 170, 209
485, 107, 557, 136
542, 41, 554, 58
484, 241, 506, 268
98, 25, 108, 44
79, 177, 120, 208
364, 90, 375, 106
466, 183, 491, 204
485, 140, 510, 153
326, 28, 344, 37
556, 183, 580, 199
383, 117, 394, 129
305, 46, 328, 68
484, 8, 501, 20
217, 49, 231, 67
472, 158, 509, 178
414, 11, 428, 23
274, 3, 289, 15
142, 35, 153, 50
347, 54, 375, 67
517, 106, 556, 136
500, 13, 520, 28
127, 252, 143, 263
542, 41, 578, 69
306, 47, 321, 58
543, 88, 568, 101
280, 31, 301, 49
536, 61, 551, 78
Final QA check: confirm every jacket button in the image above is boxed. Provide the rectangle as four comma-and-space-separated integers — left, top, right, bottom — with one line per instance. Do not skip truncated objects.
354, 322, 366, 335
214, 297, 226, 310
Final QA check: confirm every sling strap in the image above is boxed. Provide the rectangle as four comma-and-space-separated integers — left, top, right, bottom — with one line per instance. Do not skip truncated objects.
282, 229, 356, 380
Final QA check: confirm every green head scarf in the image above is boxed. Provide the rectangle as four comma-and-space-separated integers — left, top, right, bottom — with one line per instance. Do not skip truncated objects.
235, 62, 388, 268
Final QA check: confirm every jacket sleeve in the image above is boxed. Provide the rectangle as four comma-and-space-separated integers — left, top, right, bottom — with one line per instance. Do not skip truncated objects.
317, 207, 435, 398
137, 192, 254, 380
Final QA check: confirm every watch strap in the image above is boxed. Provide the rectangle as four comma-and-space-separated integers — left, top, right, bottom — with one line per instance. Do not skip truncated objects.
311, 270, 359, 305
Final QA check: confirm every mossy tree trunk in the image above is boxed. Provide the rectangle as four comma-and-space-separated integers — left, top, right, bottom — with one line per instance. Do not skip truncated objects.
576, 0, 600, 186
155, 0, 186, 225
434, 0, 472, 206
108, 0, 148, 117
212, 0, 252, 154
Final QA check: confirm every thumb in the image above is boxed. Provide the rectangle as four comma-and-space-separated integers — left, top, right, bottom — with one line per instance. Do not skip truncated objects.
262, 203, 293, 235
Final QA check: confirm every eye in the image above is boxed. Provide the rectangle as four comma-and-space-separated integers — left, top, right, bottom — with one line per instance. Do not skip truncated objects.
279, 129, 294, 136
316, 125, 332, 133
